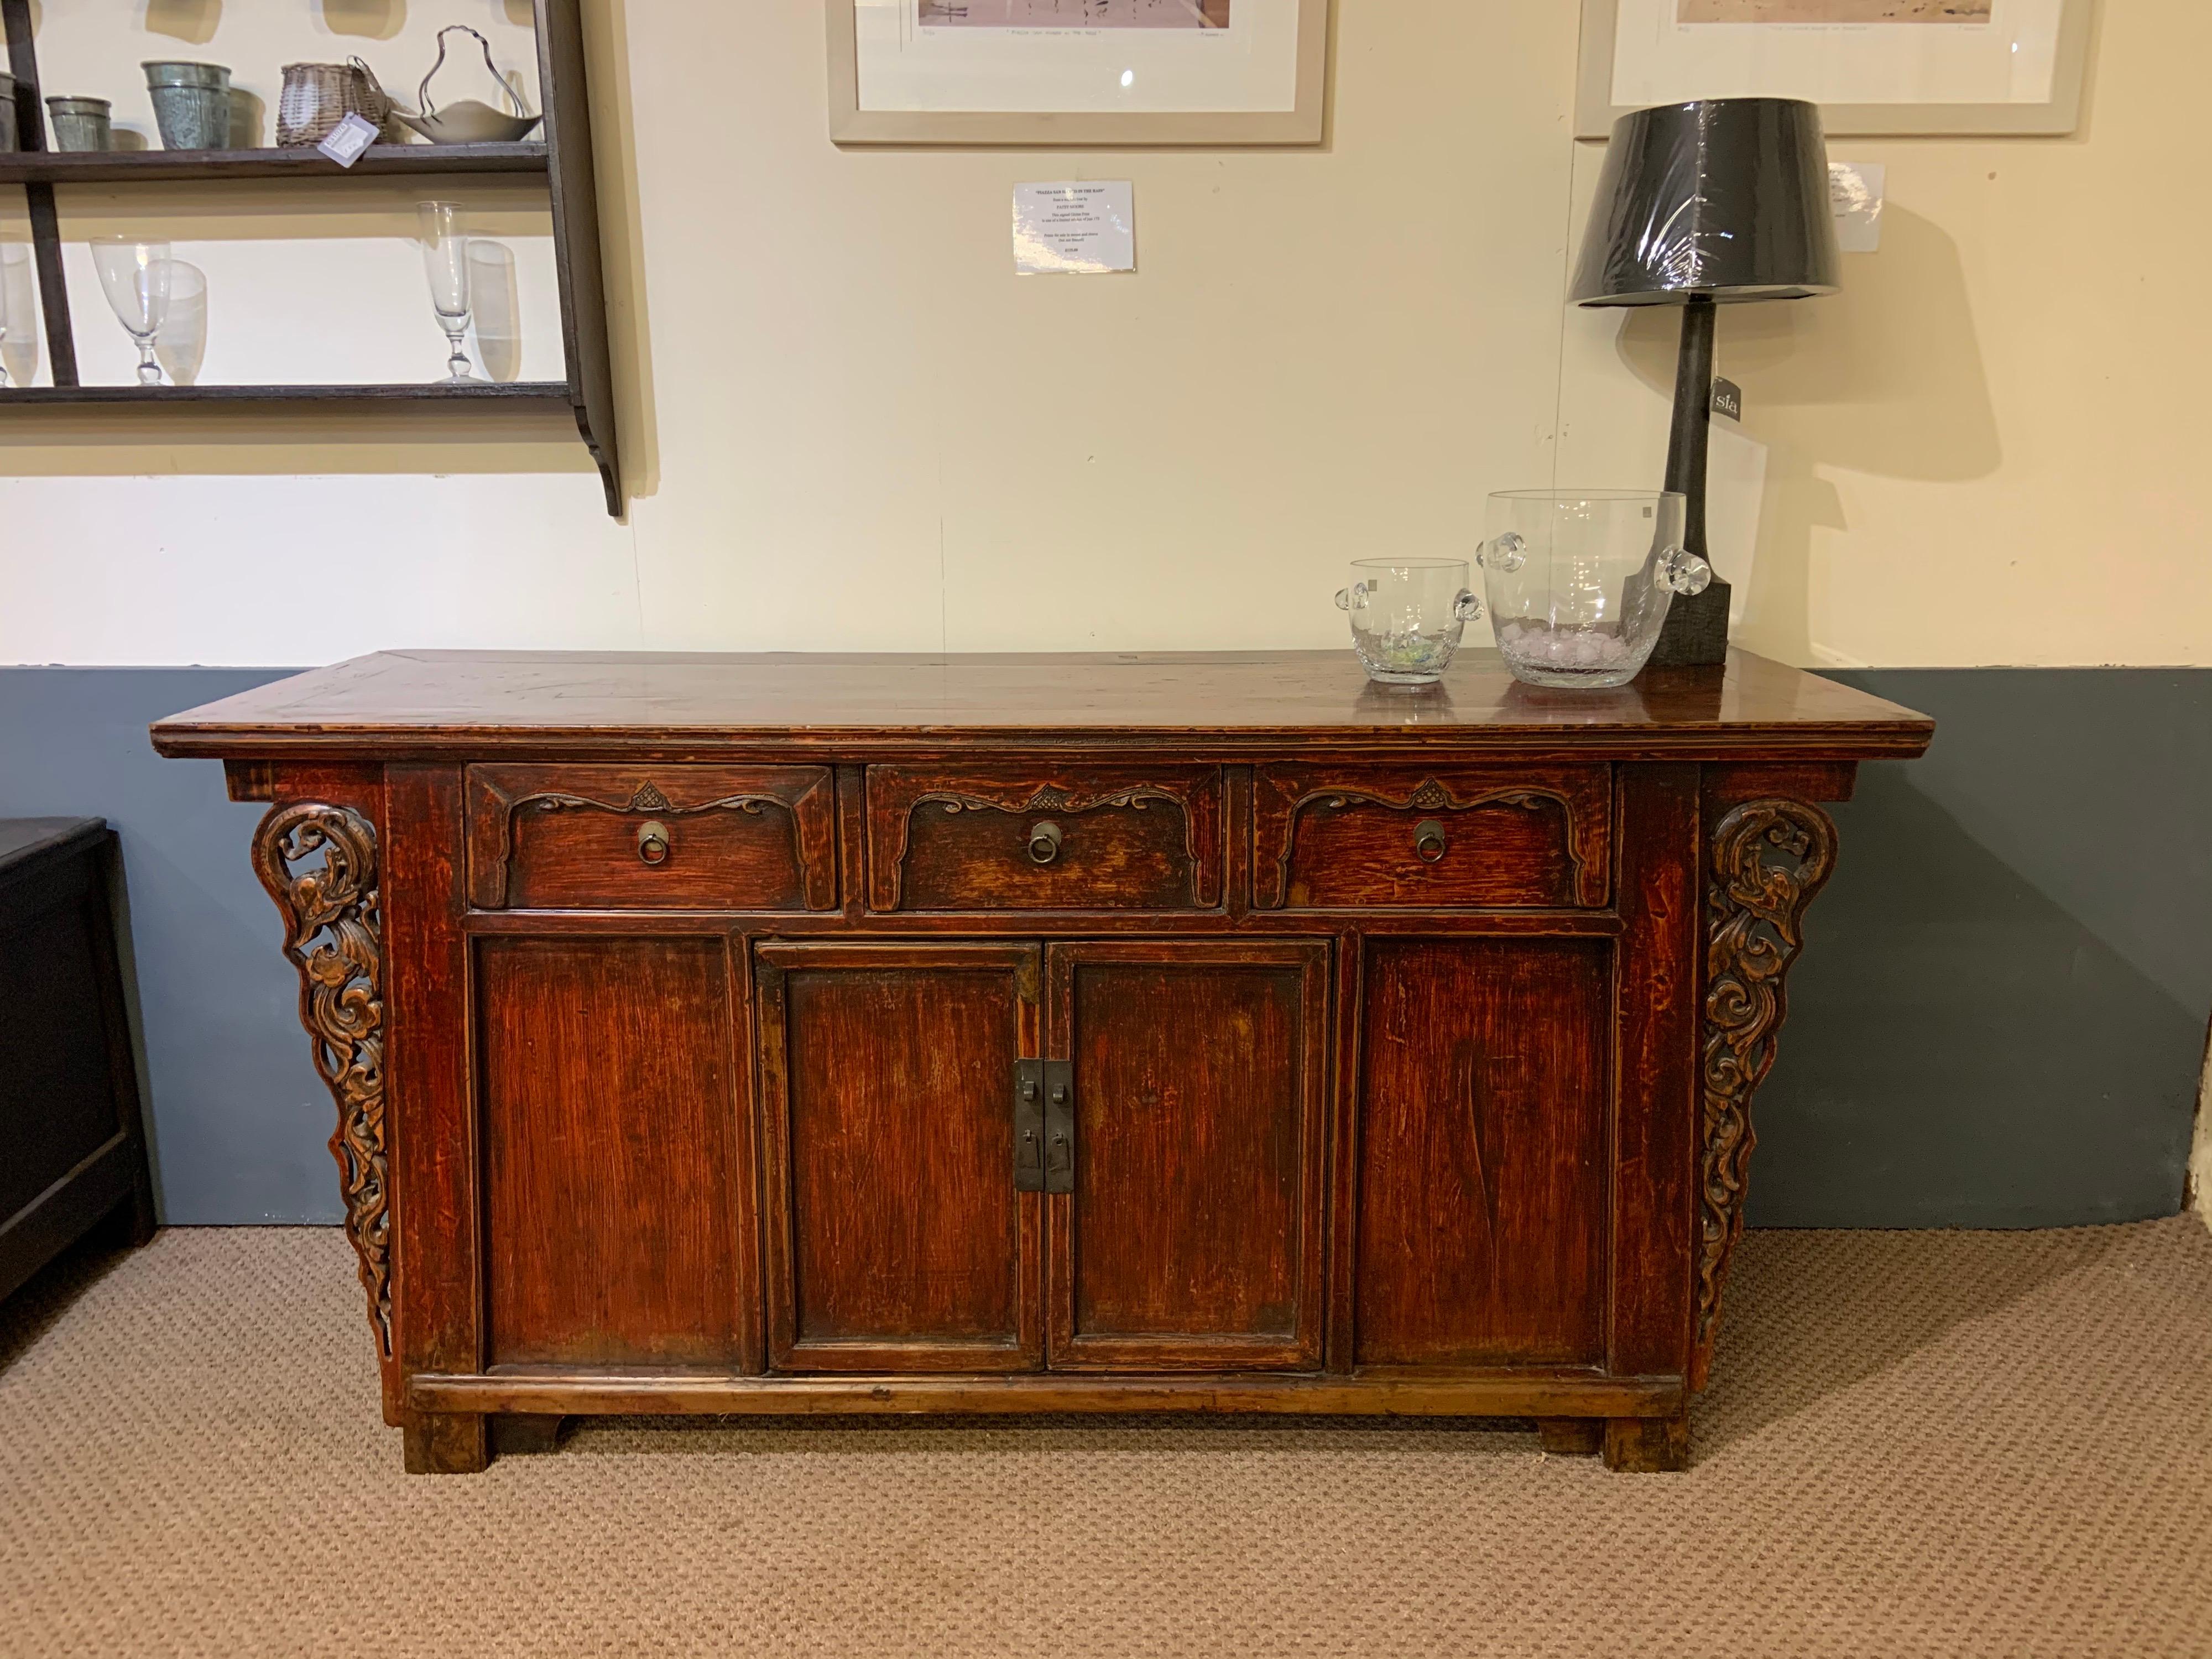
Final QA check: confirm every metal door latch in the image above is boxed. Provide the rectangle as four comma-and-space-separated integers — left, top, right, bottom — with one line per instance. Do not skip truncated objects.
1014, 1058, 1074, 1194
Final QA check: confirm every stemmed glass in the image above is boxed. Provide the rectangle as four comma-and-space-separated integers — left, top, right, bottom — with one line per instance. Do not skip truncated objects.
416, 201, 485, 385
153, 260, 208, 388
91, 238, 173, 387
0, 245, 33, 386
465, 239, 520, 383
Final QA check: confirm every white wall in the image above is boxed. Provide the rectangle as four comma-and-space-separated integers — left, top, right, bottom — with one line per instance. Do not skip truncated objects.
1, 0, 2206, 669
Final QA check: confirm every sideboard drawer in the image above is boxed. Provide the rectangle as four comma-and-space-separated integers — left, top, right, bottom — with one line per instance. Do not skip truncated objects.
866, 765, 1224, 912
467, 764, 837, 911
1253, 764, 1611, 909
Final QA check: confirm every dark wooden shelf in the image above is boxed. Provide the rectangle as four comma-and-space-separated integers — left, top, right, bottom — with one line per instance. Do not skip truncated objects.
0, 142, 550, 185
0, 382, 574, 408
2, 0, 619, 515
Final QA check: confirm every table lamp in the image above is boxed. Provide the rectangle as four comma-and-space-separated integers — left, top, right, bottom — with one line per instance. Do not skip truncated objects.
1571, 97, 1841, 667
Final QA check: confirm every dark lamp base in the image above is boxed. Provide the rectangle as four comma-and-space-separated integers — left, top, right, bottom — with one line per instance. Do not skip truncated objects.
1645, 577, 1731, 668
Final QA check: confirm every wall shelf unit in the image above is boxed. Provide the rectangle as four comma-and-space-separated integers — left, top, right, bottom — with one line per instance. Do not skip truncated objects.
0, 382, 571, 407
0, 142, 552, 185
0, 0, 622, 517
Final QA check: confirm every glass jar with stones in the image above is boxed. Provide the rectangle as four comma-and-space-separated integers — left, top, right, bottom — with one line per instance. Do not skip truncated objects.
1480, 490, 1709, 689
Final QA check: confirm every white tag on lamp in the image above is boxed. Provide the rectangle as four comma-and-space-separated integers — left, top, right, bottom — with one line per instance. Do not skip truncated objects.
316, 112, 381, 168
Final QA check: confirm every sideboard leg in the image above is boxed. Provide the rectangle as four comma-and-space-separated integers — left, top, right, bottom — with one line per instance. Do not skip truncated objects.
490, 1413, 567, 1457
403, 1412, 489, 1475
1602, 1412, 1689, 1473
1537, 1418, 1604, 1457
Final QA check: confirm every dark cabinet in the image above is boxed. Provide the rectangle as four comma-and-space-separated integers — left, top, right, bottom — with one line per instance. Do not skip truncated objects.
0, 819, 155, 1303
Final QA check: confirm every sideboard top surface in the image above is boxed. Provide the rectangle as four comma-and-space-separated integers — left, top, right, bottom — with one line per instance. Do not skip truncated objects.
149, 649, 1934, 761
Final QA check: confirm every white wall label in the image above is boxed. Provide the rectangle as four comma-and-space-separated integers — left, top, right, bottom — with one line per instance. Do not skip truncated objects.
1013, 181, 1135, 276
1830, 161, 1885, 254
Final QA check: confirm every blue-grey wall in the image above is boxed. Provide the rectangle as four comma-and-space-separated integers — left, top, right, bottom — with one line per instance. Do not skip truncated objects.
1752, 669, 2211, 1226
0, 669, 340, 1224
1, 664, 2204, 1228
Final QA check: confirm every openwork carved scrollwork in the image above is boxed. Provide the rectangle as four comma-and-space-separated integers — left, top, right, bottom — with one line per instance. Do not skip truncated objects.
1694, 796, 1838, 1390
253, 803, 393, 1390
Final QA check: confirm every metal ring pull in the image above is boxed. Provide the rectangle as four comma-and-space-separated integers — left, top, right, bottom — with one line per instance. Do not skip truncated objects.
1413, 818, 1448, 863
1026, 821, 1063, 865
636, 820, 672, 865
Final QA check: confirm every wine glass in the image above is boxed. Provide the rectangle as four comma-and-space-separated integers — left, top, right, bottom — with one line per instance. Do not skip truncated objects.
0, 245, 33, 387
153, 260, 208, 388
0, 245, 13, 389
91, 238, 173, 387
416, 201, 484, 384
466, 239, 520, 383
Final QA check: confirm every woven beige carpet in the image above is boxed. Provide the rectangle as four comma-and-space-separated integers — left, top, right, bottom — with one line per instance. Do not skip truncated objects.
3, 1221, 2209, 1657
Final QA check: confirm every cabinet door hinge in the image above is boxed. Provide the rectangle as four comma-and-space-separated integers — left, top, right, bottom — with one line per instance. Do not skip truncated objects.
1014, 1058, 1074, 1194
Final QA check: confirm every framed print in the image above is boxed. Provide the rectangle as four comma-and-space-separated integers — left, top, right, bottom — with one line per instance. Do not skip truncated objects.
827, 0, 1330, 145
1575, 0, 2094, 137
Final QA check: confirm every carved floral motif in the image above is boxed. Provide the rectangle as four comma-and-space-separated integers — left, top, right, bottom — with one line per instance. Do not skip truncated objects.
1694, 797, 1837, 1389
918, 784, 1181, 820
253, 803, 393, 1388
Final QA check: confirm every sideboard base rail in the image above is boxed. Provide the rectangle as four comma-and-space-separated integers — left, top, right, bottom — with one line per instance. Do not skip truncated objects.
406, 1370, 1686, 1420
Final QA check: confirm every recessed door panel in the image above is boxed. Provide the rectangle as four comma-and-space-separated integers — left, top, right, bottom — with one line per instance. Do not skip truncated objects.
1354, 937, 1610, 1368
1046, 941, 1329, 1371
758, 943, 1042, 1372
477, 935, 749, 1368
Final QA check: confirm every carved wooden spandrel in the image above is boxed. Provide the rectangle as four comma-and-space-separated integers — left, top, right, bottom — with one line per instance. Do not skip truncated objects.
1694, 796, 1838, 1390
252, 801, 395, 1412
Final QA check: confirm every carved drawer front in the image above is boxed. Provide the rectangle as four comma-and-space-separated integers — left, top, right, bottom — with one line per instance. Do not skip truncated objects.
1253, 764, 1611, 909
467, 765, 837, 911
866, 765, 1224, 912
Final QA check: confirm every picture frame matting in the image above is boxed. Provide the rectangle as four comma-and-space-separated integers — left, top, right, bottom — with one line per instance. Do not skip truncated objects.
1575, 0, 2094, 138
827, 0, 1331, 146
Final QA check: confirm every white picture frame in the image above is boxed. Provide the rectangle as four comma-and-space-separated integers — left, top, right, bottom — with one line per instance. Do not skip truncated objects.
828, 0, 1330, 145
1575, 0, 2094, 138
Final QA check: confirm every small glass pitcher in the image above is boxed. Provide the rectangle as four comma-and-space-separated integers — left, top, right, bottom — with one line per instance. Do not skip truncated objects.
1335, 559, 1483, 686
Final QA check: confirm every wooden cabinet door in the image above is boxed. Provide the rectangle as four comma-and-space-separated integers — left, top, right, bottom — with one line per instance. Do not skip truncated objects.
756, 942, 1042, 1372
1353, 937, 1611, 1369
1044, 941, 1329, 1371
477, 934, 754, 1370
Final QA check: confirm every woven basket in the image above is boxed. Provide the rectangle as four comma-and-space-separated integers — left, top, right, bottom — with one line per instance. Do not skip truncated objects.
276, 59, 390, 147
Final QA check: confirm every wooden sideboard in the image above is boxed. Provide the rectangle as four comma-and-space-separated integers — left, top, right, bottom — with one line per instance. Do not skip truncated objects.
150, 649, 1932, 1473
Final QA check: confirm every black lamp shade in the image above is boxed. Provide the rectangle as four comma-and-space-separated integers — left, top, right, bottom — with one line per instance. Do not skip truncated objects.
1572, 97, 1840, 307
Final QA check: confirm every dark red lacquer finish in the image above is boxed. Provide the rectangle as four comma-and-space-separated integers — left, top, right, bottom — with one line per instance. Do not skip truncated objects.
151, 649, 1931, 1474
